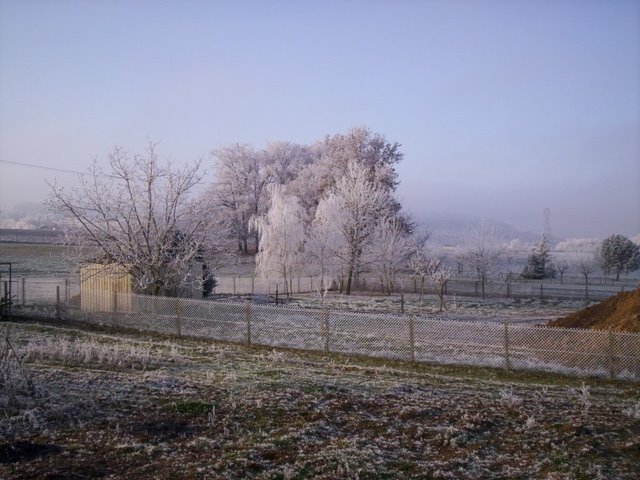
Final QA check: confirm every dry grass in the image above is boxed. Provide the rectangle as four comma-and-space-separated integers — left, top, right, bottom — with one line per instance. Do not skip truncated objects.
1, 321, 639, 479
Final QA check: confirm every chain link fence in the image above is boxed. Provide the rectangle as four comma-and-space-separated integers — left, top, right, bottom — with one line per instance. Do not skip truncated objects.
4, 280, 639, 381
213, 274, 632, 302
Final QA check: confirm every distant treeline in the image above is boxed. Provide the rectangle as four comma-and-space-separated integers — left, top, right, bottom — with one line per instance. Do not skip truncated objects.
0, 229, 63, 244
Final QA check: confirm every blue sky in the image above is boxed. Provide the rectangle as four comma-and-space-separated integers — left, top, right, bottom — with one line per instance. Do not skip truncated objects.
1, 0, 638, 239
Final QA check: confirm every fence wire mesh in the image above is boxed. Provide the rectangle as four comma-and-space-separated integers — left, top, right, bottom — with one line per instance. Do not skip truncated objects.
5, 286, 640, 381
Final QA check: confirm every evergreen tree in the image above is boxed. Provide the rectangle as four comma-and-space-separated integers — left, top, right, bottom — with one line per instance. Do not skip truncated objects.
522, 235, 556, 280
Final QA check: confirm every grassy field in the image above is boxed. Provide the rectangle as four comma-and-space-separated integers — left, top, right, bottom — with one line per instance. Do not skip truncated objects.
0, 243, 73, 277
1, 321, 638, 479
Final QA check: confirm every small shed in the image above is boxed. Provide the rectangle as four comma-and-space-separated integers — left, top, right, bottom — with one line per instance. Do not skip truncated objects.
80, 262, 132, 312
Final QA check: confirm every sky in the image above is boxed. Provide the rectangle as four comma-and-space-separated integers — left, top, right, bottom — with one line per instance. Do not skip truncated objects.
0, 0, 638, 239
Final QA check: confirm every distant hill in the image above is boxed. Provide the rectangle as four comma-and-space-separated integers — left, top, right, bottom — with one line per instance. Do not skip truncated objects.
416, 212, 544, 246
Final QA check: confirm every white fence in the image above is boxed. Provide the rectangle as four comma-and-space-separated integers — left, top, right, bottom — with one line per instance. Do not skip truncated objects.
5, 286, 640, 381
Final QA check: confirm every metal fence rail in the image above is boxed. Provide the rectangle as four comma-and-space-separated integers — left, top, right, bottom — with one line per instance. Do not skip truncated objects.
7, 289, 639, 381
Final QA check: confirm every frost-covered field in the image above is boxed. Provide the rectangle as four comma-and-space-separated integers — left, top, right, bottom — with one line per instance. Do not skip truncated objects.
220, 291, 593, 325
2, 322, 639, 479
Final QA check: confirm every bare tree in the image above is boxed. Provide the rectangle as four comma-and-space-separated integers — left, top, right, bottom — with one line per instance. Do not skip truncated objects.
556, 259, 570, 284
250, 186, 307, 296
463, 222, 502, 299
408, 249, 430, 301
48, 141, 215, 295
429, 263, 454, 312
365, 218, 421, 295
577, 254, 598, 299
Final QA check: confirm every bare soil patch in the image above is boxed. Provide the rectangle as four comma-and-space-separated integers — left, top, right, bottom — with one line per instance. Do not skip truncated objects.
548, 288, 640, 332
1, 321, 639, 479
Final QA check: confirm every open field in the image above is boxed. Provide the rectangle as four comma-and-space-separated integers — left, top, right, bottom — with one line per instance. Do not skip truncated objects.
231, 292, 596, 325
1, 321, 639, 479
0, 243, 74, 277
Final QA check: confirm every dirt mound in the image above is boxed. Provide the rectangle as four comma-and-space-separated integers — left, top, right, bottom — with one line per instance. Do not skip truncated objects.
548, 288, 640, 332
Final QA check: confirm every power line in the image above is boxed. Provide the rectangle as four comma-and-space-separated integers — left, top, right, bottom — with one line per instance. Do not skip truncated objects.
0, 159, 86, 175
0, 159, 117, 178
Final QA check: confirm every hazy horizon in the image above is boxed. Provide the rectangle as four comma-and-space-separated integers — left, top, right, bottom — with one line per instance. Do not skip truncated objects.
1, 1, 638, 239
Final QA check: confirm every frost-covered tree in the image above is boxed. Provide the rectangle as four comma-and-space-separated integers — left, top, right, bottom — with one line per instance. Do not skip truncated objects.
47, 141, 216, 295
429, 263, 454, 312
304, 193, 344, 299
556, 259, 570, 284
576, 253, 598, 298
365, 218, 421, 295
262, 141, 314, 186
599, 234, 640, 281
250, 186, 307, 295
209, 144, 268, 253
320, 161, 391, 295
409, 249, 431, 300
289, 127, 403, 217
522, 234, 555, 280
463, 222, 502, 299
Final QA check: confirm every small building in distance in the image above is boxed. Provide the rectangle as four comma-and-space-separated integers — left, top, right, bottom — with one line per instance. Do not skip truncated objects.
80, 262, 132, 312
80, 260, 208, 312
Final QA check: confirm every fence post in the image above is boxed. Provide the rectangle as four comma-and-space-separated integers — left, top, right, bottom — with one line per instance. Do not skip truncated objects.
400, 292, 405, 314
409, 316, 416, 363
21, 278, 25, 306
323, 310, 330, 353
245, 301, 252, 345
65, 278, 69, 303
56, 285, 60, 320
608, 331, 615, 379
540, 284, 543, 301
112, 290, 118, 327
175, 298, 182, 336
503, 321, 510, 373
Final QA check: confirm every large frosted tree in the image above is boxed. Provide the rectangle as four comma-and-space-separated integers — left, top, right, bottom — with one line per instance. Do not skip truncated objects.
48, 141, 216, 295
250, 186, 307, 295
600, 234, 640, 281
320, 161, 391, 295
209, 144, 268, 253
304, 193, 344, 296
288, 127, 404, 218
